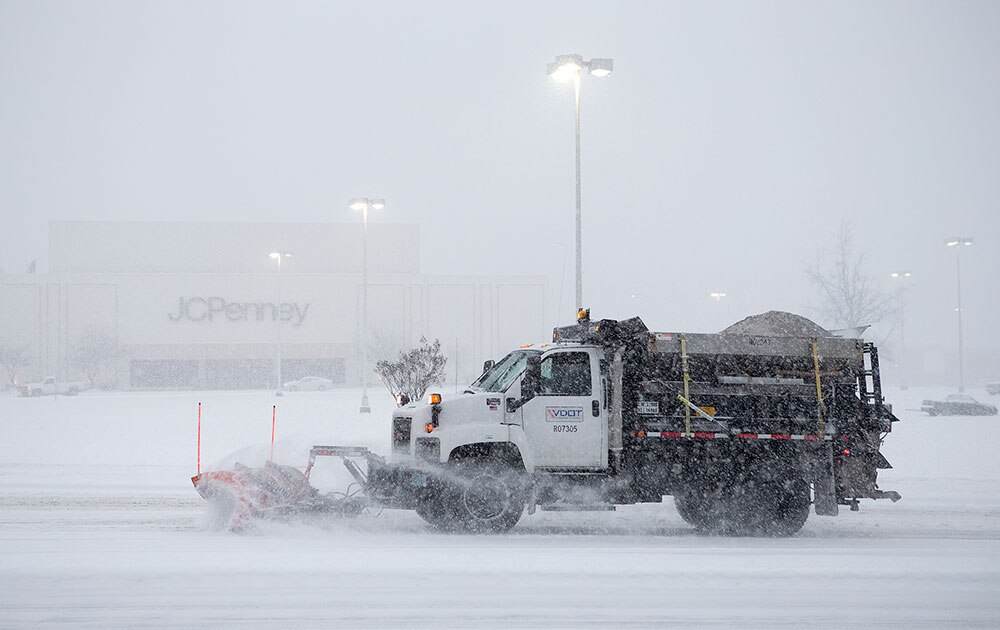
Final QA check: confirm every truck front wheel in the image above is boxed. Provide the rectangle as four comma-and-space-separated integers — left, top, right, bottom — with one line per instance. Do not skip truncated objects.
415, 492, 454, 531
448, 459, 525, 534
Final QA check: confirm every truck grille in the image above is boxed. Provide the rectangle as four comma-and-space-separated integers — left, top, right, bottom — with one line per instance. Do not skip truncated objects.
392, 417, 412, 454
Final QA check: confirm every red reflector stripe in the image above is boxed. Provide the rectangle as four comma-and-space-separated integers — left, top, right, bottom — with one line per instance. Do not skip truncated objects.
649, 431, 832, 441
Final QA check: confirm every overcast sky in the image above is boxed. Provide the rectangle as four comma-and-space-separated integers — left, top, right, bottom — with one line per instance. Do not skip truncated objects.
2, 1, 998, 361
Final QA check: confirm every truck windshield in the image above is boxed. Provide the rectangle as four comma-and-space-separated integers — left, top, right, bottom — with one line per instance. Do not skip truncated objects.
470, 350, 539, 393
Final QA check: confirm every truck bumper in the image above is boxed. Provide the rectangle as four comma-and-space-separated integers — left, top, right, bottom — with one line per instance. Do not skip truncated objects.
365, 457, 443, 510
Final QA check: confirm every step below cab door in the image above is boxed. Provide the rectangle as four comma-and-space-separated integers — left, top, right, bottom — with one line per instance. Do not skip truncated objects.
519, 349, 606, 469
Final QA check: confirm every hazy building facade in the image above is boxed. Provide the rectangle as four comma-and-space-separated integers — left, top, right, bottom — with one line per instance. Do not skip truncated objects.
0, 222, 547, 389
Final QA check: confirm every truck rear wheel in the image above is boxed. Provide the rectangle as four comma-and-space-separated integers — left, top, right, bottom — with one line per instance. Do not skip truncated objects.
675, 475, 810, 537
447, 459, 525, 534
753, 477, 810, 536
673, 490, 714, 529
735, 475, 810, 537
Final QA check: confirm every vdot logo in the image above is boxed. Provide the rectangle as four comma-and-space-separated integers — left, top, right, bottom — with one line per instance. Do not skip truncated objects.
545, 406, 584, 422
168, 297, 311, 327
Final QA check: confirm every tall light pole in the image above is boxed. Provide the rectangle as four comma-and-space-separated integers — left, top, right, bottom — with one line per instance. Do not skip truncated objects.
269, 251, 291, 393
889, 271, 912, 390
349, 197, 385, 413
548, 54, 613, 313
945, 237, 973, 392
709, 292, 728, 330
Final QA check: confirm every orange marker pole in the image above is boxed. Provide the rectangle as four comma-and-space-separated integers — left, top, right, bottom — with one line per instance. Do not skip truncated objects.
197, 402, 202, 475
270, 405, 276, 462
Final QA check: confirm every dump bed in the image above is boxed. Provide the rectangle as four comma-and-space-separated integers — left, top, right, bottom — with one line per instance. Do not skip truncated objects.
552, 311, 889, 435
644, 330, 864, 382
648, 330, 862, 361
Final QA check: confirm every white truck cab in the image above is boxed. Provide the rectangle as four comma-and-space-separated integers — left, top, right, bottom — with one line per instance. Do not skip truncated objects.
392, 344, 608, 474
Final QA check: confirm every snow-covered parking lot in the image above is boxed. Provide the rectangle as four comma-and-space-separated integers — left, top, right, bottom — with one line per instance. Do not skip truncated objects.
2, 386, 999, 628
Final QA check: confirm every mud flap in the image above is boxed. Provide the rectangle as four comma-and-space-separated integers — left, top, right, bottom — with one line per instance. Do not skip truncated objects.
806, 445, 839, 516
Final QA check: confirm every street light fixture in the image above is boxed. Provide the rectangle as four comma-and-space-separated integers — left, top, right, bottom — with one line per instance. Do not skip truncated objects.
350, 197, 385, 413
269, 251, 292, 394
709, 292, 727, 301
547, 53, 613, 314
945, 237, 973, 392
889, 271, 912, 389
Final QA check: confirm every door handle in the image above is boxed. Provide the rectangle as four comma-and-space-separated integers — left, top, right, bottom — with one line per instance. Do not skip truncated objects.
592, 400, 600, 417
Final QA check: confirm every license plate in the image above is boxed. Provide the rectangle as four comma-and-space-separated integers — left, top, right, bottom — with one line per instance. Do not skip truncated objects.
637, 400, 659, 415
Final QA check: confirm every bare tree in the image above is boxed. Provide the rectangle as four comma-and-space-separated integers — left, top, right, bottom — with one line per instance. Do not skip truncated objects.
68, 328, 119, 388
375, 337, 447, 402
805, 220, 896, 330
0, 343, 32, 388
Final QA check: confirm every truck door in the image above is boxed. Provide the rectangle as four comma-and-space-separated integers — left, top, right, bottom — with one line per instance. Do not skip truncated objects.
520, 349, 606, 469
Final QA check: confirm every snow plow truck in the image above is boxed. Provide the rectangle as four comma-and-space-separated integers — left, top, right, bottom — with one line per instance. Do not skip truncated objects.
193, 310, 900, 536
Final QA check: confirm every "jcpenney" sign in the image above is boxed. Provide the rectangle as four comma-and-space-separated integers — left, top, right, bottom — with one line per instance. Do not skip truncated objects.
167, 297, 310, 326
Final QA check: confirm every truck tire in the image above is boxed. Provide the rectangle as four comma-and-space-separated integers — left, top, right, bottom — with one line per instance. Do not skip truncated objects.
674, 485, 742, 534
415, 492, 454, 531
673, 490, 715, 529
447, 459, 525, 534
675, 474, 809, 537
758, 478, 810, 537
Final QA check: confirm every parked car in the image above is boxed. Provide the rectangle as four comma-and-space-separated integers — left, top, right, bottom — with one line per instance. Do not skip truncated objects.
282, 376, 334, 391
986, 381, 1000, 396
18, 376, 85, 397
921, 394, 998, 416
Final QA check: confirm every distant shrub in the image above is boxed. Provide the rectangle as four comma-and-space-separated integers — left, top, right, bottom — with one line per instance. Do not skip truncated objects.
375, 337, 447, 403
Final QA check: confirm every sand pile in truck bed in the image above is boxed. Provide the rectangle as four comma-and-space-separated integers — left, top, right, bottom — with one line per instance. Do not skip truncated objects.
720, 310, 831, 338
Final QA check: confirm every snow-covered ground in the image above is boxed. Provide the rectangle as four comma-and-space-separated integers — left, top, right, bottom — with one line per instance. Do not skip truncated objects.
2, 386, 999, 628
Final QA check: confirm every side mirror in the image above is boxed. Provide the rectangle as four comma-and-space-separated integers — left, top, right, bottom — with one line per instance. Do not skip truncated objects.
506, 355, 542, 413
482, 359, 495, 374
395, 393, 411, 407
522, 355, 541, 401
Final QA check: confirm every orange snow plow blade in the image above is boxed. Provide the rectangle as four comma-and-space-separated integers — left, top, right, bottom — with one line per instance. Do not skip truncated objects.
191, 447, 374, 531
